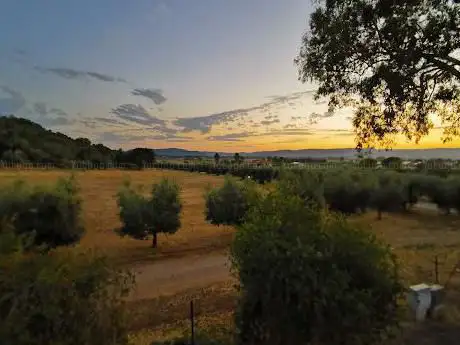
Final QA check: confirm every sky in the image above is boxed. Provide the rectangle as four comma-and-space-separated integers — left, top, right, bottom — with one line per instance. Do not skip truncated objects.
0, 0, 457, 152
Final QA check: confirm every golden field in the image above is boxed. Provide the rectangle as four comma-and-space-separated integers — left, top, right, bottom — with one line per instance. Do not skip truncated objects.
0, 169, 233, 265
1, 169, 460, 344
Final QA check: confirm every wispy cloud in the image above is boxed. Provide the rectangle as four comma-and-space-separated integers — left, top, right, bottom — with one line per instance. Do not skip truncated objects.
174, 109, 245, 133
0, 86, 26, 114
269, 128, 312, 136
264, 114, 278, 120
207, 132, 256, 142
34, 66, 127, 83
33, 102, 68, 117
38, 116, 74, 127
110, 104, 166, 126
174, 90, 316, 133
206, 128, 313, 142
309, 109, 334, 124
93, 117, 129, 127
98, 130, 193, 145
260, 119, 280, 126
131, 88, 167, 105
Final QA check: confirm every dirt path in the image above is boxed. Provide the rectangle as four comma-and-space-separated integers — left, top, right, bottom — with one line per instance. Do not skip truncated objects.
128, 202, 456, 301
128, 252, 232, 300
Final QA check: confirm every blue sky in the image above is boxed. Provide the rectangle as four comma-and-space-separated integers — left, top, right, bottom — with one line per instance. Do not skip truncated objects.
0, 0, 415, 151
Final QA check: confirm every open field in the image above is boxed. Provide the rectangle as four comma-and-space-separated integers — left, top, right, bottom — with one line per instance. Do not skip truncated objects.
2, 169, 460, 344
0, 169, 234, 265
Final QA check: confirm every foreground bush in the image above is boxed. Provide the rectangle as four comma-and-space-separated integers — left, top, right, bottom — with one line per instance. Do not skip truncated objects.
0, 225, 134, 345
0, 175, 84, 249
231, 191, 403, 345
117, 178, 182, 248
204, 176, 261, 226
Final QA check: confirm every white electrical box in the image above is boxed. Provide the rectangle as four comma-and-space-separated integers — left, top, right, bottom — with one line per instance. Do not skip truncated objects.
407, 283, 432, 321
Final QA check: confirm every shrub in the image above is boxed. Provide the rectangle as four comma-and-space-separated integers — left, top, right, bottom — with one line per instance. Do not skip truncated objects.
117, 178, 182, 248
0, 226, 134, 345
0, 175, 84, 249
231, 191, 403, 345
204, 176, 260, 226
369, 171, 411, 219
277, 169, 325, 208
323, 169, 376, 214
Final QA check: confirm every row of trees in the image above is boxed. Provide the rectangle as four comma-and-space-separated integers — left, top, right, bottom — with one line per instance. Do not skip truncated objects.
2, 167, 459, 255
280, 169, 460, 218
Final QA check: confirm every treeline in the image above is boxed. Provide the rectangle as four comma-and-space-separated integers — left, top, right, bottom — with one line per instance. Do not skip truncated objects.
0, 116, 155, 167
282, 169, 460, 218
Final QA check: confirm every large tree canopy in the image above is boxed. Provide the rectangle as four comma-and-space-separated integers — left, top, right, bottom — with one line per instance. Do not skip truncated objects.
296, 0, 460, 149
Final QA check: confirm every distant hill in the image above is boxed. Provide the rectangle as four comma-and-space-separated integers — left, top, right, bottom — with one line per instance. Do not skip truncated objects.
156, 148, 460, 160
154, 148, 218, 157
0, 116, 154, 165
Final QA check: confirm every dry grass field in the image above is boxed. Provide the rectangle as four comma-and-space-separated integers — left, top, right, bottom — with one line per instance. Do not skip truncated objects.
0, 169, 233, 265
2, 169, 460, 344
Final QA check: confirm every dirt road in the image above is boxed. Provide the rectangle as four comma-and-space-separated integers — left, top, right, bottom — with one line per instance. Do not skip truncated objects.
128, 202, 454, 301
128, 252, 232, 300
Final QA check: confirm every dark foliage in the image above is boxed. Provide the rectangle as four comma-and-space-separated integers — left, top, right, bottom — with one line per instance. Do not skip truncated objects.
231, 191, 403, 345
0, 175, 84, 249
0, 226, 134, 345
0, 116, 155, 168
296, 0, 460, 148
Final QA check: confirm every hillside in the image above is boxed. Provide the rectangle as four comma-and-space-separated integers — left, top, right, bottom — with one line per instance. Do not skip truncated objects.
0, 116, 154, 166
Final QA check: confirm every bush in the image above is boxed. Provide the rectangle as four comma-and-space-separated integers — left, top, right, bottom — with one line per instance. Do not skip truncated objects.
371, 172, 407, 219
0, 225, 134, 345
323, 169, 376, 214
204, 176, 260, 226
117, 178, 182, 248
231, 191, 403, 345
0, 175, 84, 249
277, 169, 325, 208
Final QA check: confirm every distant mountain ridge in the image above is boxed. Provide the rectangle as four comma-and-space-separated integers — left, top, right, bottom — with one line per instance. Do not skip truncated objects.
1, 116, 458, 161
155, 148, 460, 160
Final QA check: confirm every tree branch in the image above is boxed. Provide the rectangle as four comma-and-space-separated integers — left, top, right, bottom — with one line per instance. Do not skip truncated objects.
423, 54, 460, 80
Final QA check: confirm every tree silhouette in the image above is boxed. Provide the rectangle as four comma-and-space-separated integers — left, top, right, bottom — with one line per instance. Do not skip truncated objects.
214, 152, 220, 165
296, 0, 460, 149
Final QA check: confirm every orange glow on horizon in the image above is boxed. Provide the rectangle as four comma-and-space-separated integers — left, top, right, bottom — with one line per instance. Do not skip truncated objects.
126, 129, 460, 153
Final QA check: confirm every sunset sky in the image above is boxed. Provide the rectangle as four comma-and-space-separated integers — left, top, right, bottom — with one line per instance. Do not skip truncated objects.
0, 0, 457, 152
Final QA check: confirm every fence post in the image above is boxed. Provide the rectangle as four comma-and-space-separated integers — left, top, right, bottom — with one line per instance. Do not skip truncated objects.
434, 255, 439, 284
190, 300, 195, 345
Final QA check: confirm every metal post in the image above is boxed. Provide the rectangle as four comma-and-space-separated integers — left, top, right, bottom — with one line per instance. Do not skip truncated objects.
190, 300, 195, 345
434, 255, 439, 284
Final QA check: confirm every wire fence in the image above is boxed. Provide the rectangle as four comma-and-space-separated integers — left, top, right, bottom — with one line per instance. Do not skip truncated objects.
0, 160, 459, 171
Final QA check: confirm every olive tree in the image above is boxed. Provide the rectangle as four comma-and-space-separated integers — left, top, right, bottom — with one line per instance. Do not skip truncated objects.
231, 191, 403, 345
204, 176, 260, 226
276, 169, 325, 208
116, 178, 182, 248
371, 172, 407, 219
296, 0, 460, 148
0, 175, 84, 250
